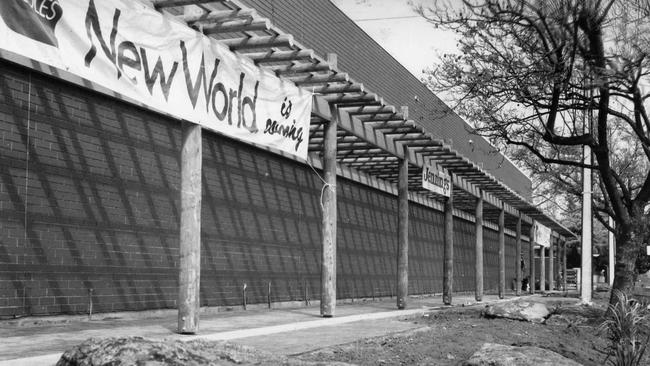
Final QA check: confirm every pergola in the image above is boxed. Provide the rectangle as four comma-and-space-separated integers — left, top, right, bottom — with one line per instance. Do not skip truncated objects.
150, 0, 576, 334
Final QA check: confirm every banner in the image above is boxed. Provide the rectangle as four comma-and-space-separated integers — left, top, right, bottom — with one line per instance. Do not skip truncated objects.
0, 0, 311, 159
422, 163, 451, 197
534, 222, 551, 248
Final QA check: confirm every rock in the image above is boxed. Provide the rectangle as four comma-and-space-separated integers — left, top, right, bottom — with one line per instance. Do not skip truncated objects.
484, 301, 550, 323
463, 343, 583, 366
56, 337, 221, 366
57, 337, 357, 366
544, 313, 588, 326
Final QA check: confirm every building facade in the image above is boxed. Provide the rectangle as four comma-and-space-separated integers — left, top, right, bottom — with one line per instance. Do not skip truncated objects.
0, 0, 568, 318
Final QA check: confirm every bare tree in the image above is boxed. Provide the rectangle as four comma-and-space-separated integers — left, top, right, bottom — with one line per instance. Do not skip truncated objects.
417, 0, 650, 304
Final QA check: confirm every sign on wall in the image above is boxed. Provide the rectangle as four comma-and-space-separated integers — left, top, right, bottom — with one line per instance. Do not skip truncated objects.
0, 0, 311, 159
534, 222, 551, 248
422, 163, 451, 197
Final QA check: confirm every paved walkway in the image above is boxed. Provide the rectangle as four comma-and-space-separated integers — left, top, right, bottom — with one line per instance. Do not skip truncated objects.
0, 294, 524, 365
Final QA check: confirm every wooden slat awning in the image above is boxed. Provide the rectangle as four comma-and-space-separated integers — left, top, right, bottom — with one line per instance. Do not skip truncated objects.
151, 0, 575, 239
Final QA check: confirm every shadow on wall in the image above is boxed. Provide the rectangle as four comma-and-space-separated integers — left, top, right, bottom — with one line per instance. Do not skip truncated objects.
199, 135, 417, 306
0, 63, 522, 318
409, 203, 445, 295
0, 63, 182, 317
1, 61, 435, 317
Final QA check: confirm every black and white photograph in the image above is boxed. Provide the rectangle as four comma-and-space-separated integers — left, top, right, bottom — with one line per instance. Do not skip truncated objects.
0, 1, 648, 365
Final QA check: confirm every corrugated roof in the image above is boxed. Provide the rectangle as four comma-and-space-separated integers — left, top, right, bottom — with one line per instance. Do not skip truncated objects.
240, 0, 532, 200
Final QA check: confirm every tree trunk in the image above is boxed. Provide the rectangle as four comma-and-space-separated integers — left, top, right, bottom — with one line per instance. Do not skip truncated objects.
609, 215, 646, 306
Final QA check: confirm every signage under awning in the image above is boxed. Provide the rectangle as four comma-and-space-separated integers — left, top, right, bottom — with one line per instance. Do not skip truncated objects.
534, 222, 552, 248
0, 0, 311, 159
422, 163, 451, 197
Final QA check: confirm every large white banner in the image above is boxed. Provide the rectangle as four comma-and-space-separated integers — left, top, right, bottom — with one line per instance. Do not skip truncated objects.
534, 222, 551, 248
0, 0, 311, 159
422, 163, 451, 197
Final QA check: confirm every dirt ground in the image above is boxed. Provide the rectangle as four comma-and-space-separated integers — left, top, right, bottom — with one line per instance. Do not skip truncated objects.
295, 294, 641, 366
55, 292, 650, 366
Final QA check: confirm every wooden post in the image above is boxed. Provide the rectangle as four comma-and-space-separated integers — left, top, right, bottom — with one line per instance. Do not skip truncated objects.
529, 221, 536, 294
581, 141, 593, 303
178, 122, 202, 334
320, 106, 338, 317
475, 191, 484, 302
539, 245, 546, 293
608, 217, 615, 286
549, 237, 555, 290
555, 238, 561, 288
562, 240, 567, 293
396, 148, 409, 310
242, 283, 247, 310
443, 175, 454, 305
515, 212, 522, 296
498, 202, 505, 299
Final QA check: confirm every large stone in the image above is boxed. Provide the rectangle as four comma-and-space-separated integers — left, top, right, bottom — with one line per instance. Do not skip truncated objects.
56, 337, 252, 366
56, 337, 356, 366
463, 343, 583, 366
484, 301, 550, 323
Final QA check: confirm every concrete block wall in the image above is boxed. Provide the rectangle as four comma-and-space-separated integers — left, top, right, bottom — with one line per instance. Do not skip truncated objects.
1, 60, 518, 317
408, 203, 444, 295
0, 60, 181, 317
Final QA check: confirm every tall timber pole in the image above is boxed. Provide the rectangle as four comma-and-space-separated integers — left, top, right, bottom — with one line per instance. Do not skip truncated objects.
320, 104, 338, 317
178, 122, 202, 334
396, 144, 409, 309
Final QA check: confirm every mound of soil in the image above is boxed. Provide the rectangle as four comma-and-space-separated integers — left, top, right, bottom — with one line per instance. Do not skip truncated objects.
296, 303, 617, 366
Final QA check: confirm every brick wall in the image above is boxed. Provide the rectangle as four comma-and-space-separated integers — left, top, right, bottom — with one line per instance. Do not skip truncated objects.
0, 60, 181, 316
505, 234, 519, 291
409, 203, 444, 294
1, 60, 514, 317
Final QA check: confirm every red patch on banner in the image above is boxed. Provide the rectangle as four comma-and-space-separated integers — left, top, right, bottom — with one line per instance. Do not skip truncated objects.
0, 0, 62, 47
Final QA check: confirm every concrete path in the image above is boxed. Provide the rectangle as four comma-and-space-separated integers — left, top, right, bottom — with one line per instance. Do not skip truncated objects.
0, 294, 522, 366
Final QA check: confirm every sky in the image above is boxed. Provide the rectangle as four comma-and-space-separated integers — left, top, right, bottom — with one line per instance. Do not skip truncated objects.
330, 0, 459, 80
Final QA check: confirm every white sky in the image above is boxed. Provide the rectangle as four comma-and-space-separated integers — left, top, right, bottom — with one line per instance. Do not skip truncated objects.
330, 0, 459, 79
